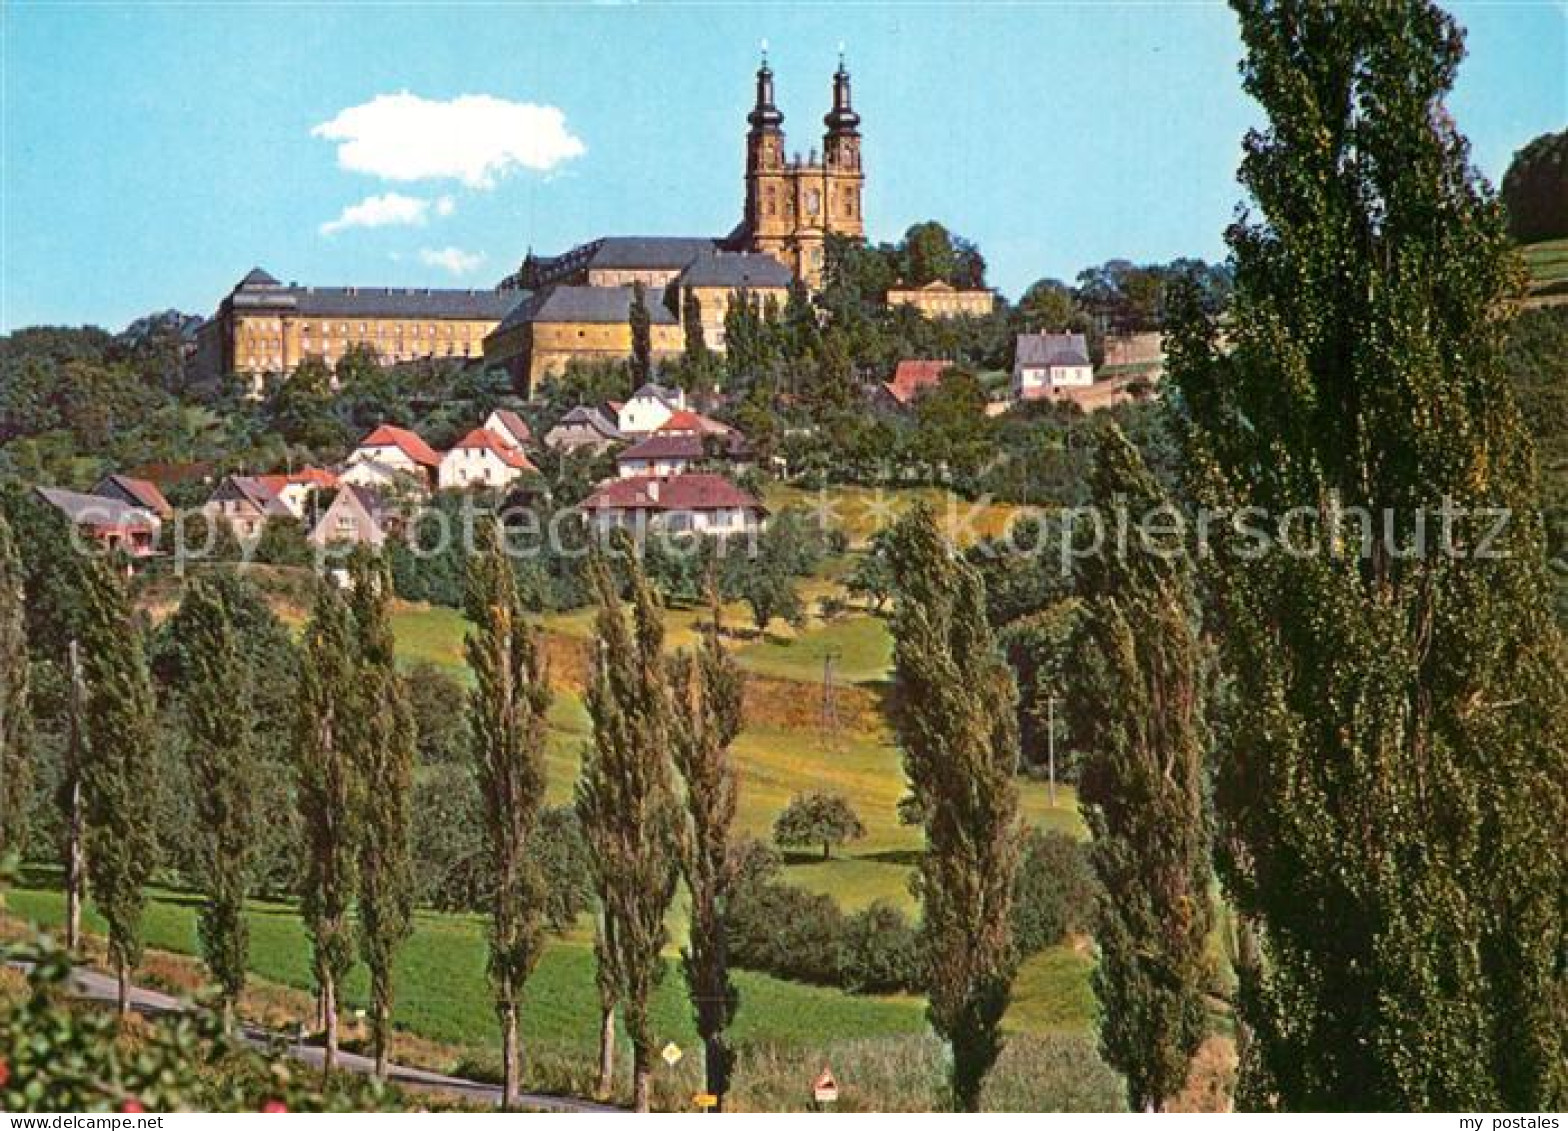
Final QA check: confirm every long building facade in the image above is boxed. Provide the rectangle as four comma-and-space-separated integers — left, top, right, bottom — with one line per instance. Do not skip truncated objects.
197, 58, 866, 395
191, 268, 516, 392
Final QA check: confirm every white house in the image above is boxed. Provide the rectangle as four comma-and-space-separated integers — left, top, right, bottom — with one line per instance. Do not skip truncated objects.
617, 383, 687, 436
483, 408, 533, 450
437, 428, 538, 491
343, 424, 442, 490
579, 472, 766, 537
1012, 332, 1094, 401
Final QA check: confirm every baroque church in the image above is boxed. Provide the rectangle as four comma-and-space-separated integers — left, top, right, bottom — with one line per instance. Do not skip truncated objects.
195, 56, 866, 394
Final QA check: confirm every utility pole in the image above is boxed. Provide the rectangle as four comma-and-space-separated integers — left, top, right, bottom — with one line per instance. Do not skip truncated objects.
819, 648, 841, 755
1047, 693, 1058, 808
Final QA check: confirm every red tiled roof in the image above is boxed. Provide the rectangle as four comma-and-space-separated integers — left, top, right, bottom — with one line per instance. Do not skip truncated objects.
359, 424, 441, 467
655, 409, 731, 436
258, 467, 339, 496
883, 360, 952, 405
580, 473, 764, 514
98, 474, 173, 518
488, 408, 533, 444
452, 428, 538, 472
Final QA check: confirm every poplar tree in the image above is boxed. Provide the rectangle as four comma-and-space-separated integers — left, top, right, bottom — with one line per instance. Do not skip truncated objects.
0, 513, 30, 859
464, 521, 552, 1109
294, 580, 359, 1075
670, 593, 743, 1109
629, 282, 653, 387
346, 548, 417, 1079
169, 578, 258, 1024
1067, 423, 1213, 1111
576, 548, 680, 1112
886, 505, 1021, 1111
1168, 0, 1568, 1108
78, 555, 159, 1015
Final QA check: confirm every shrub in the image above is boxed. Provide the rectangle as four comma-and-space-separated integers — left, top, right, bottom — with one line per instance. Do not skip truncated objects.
728, 877, 844, 986
837, 900, 921, 993
406, 661, 468, 766
1011, 828, 1098, 955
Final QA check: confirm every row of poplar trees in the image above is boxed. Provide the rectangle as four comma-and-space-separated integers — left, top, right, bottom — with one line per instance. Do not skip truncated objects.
1060, 0, 1566, 1113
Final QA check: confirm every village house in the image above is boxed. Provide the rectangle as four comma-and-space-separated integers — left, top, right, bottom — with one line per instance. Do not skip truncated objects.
308, 485, 391, 549
437, 428, 538, 491
204, 475, 293, 538
618, 383, 688, 436
579, 472, 766, 537
1012, 331, 1094, 401
255, 467, 339, 519
544, 406, 623, 454
483, 408, 533, 450
615, 430, 753, 479
36, 486, 160, 556
341, 424, 442, 492
874, 359, 954, 411
91, 474, 174, 520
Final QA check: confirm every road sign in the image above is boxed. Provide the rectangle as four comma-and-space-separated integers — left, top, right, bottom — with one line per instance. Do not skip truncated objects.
661, 1041, 684, 1067
693, 1093, 718, 1109
813, 1066, 839, 1105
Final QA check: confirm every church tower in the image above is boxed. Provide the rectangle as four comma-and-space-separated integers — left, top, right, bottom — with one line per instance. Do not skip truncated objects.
821, 56, 865, 244
737, 52, 866, 289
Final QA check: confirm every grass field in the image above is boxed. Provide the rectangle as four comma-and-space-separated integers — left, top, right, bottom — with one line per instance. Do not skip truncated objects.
1522, 238, 1568, 293
763, 484, 1028, 548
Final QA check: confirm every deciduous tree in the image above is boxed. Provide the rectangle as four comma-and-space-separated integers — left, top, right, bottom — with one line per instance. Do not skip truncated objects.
1066, 423, 1213, 1111
293, 581, 359, 1075
464, 521, 552, 1109
346, 549, 417, 1079
670, 594, 744, 1107
575, 547, 680, 1111
78, 555, 159, 1015
1168, 0, 1568, 1108
0, 512, 30, 858
886, 504, 1021, 1111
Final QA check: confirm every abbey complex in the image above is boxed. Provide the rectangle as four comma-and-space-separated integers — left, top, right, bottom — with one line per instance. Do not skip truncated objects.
192, 57, 924, 395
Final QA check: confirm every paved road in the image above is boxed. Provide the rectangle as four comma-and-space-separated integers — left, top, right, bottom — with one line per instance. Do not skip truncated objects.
26, 962, 620, 1113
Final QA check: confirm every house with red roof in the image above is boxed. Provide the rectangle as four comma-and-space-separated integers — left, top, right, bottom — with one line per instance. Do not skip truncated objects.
579, 473, 766, 537
92, 474, 174, 520
655, 409, 733, 437
437, 427, 539, 491
876, 360, 954, 410
616, 430, 752, 479
255, 467, 340, 518
342, 424, 442, 492
484, 408, 533, 450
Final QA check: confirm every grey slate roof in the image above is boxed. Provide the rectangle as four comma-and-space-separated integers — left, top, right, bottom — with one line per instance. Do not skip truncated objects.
678, 251, 792, 289
36, 486, 158, 529
498, 285, 678, 331
1015, 332, 1091, 368
551, 406, 622, 438
229, 270, 516, 320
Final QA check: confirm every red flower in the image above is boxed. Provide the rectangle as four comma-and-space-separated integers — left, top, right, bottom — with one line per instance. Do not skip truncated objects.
0, 1061, 10, 1089
120, 1099, 145, 1114
261, 1100, 289, 1113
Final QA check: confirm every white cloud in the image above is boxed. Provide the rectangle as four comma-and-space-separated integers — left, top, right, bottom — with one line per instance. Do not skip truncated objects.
319, 192, 438, 236
312, 92, 586, 189
435, 194, 456, 216
418, 247, 487, 276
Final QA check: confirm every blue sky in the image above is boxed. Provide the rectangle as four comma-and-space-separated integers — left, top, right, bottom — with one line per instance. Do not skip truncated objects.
2, 2, 1563, 332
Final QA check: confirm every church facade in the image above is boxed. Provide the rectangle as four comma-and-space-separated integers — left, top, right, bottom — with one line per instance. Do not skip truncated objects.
484, 56, 866, 390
